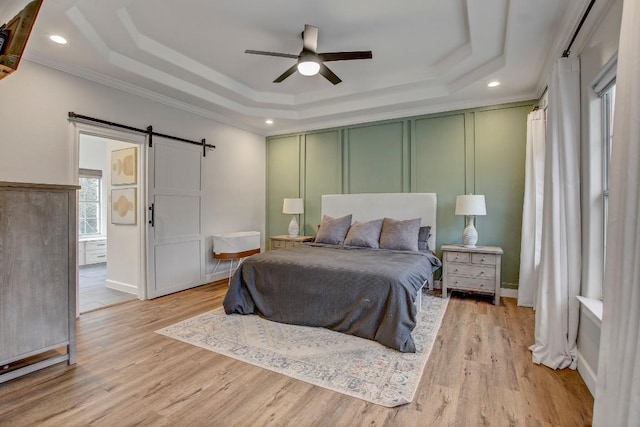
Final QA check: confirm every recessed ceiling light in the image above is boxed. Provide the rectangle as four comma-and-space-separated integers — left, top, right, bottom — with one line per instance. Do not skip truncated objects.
49, 35, 68, 45
265, 119, 274, 125
488, 81, 500, 88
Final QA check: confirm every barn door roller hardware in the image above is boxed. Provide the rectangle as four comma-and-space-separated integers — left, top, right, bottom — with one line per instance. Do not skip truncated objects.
68, 112, 216, 156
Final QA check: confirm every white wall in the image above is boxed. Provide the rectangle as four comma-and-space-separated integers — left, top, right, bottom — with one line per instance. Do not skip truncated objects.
576, 0, 623, 396
0, 60, 267, 285
105, 139, 141, 294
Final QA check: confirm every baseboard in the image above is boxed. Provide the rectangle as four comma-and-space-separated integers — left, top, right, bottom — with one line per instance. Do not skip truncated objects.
105, 279, 138, 295
500, 288, 518, 299
205, 269, 237, 284
577, 350, 597, 397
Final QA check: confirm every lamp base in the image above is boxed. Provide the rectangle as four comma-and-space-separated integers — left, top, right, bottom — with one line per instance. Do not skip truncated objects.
288, 215, 299, 237
462, 216, 478, 247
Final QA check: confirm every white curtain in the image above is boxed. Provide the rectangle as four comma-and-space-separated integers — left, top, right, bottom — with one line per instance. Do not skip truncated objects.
593, 0, 640, 424
529, 57, 581, 370
518, 109, 546, 308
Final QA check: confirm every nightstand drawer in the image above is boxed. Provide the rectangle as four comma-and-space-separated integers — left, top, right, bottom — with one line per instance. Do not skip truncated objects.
472, 253, 497, 265
270, 235, 314, 250
446, 263, 496, 279
271, 240, 286, 249
445, 252, 470, 263
445, 275, 494, 293
286, 241, 302, 248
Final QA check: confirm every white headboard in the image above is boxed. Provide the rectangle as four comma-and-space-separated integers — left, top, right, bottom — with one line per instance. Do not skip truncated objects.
321, 193, 437, 249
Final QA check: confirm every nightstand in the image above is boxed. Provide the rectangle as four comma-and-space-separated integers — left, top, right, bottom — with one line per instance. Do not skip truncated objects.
441, 244, 503, 305
270, 235, 314, 250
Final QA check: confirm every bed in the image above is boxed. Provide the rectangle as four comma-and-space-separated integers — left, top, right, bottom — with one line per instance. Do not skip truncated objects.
223, 193, 442, 352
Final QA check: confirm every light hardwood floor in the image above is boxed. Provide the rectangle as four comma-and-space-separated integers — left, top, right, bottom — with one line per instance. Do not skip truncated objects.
0, 282, 593, 426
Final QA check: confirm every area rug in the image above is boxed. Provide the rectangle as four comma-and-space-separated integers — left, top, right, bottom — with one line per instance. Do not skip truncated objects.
156, 293, 448, 407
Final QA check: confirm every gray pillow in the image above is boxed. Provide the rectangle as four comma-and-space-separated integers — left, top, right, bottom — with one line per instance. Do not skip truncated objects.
418, 225, 432, 252
344, 219, 383, 248
315, 214, 352, 245
379, 217, 421, 251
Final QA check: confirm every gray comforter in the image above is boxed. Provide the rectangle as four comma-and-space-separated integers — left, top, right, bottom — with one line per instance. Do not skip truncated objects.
223, 244, 442, 352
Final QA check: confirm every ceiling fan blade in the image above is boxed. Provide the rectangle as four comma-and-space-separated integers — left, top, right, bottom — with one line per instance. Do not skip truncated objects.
319, 63, 342, 85
245, 49, 299, 59
302, 24, 319, 53
318, 51, 373, 62
274, 64, 299, 83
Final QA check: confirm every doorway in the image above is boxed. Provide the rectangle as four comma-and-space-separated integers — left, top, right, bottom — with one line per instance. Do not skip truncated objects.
76, 127, 146, 313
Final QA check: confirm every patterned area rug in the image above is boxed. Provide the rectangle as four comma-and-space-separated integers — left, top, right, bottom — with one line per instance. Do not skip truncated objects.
156, 293, 448, 407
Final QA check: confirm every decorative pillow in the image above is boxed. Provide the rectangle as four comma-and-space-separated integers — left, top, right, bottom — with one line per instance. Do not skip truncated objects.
418, 225, 432, 252
379, 217, 421, 251
344, 219, 383, 248
315, 214, 352, 245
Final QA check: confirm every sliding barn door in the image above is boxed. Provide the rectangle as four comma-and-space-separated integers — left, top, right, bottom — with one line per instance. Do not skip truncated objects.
147, 137, 206, 298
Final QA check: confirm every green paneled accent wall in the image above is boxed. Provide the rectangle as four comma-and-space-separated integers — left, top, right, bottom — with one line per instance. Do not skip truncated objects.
474, 105, 530, 287
266, 135, 300, 247
346, 122, 405, 194
266, 101, 533, 288
413, 113, 466, 254
304, 130, 342, 236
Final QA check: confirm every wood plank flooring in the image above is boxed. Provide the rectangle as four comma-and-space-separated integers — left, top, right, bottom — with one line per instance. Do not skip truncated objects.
0, 282, 594, 426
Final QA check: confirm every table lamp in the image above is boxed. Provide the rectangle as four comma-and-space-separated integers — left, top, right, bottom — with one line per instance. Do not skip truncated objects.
283, 198, 304, 237
455, 194, 486, 247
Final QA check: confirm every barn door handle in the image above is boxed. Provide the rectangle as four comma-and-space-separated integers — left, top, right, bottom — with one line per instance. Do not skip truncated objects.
149, 203, 155, 227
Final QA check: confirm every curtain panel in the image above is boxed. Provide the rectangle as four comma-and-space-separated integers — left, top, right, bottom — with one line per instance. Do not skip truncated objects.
529, 57, 581, 370
518, 109, 546, 308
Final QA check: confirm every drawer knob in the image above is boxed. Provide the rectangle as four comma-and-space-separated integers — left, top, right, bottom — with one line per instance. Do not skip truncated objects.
480, 283, 485, 287
481, 256, 486, 262
480, 271, 485, 275
454, 268, 459, 273
455, 280, 459, 285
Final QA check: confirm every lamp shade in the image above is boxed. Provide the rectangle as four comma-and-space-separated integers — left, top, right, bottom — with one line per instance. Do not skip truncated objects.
455, 195, 486, 216
283, 198, 304, 214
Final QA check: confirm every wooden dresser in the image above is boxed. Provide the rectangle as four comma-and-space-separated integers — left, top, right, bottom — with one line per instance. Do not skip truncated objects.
0, 181, 78, 382
441, 244, 503, 305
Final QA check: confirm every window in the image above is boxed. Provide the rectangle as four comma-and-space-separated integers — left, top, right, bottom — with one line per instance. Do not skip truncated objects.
601, 83, 615, 282
79, 170, 102, 236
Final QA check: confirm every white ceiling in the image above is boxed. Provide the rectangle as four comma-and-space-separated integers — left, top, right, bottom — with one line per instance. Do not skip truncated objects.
3, 0, 589, 135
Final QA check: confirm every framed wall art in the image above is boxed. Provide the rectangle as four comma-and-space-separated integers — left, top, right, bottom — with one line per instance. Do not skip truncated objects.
111, 147, 137, 185
111, 188, 136, 225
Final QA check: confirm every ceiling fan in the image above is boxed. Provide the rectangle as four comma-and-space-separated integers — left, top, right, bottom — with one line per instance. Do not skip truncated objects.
245, 24, 372, 85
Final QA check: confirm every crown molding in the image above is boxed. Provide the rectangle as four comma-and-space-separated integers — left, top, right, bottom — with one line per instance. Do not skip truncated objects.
23, 53, 265, 135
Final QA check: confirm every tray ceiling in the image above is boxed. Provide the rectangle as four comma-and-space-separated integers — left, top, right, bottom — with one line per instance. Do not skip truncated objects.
3, 0, 585, 135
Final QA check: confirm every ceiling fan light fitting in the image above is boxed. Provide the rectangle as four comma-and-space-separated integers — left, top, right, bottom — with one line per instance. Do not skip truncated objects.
297, 60, 320, 76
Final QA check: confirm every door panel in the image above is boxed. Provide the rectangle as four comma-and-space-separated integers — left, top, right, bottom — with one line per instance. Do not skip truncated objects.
154, 194, 200, 239
147, 138, 205, 298
154, 144, 202, 191
154, 241, 201, 291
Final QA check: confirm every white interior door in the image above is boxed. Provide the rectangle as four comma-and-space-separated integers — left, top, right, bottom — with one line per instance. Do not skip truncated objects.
147, 137, 206, 298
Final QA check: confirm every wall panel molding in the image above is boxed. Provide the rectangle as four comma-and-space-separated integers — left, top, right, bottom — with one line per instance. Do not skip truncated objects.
266, 100, 535, 286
